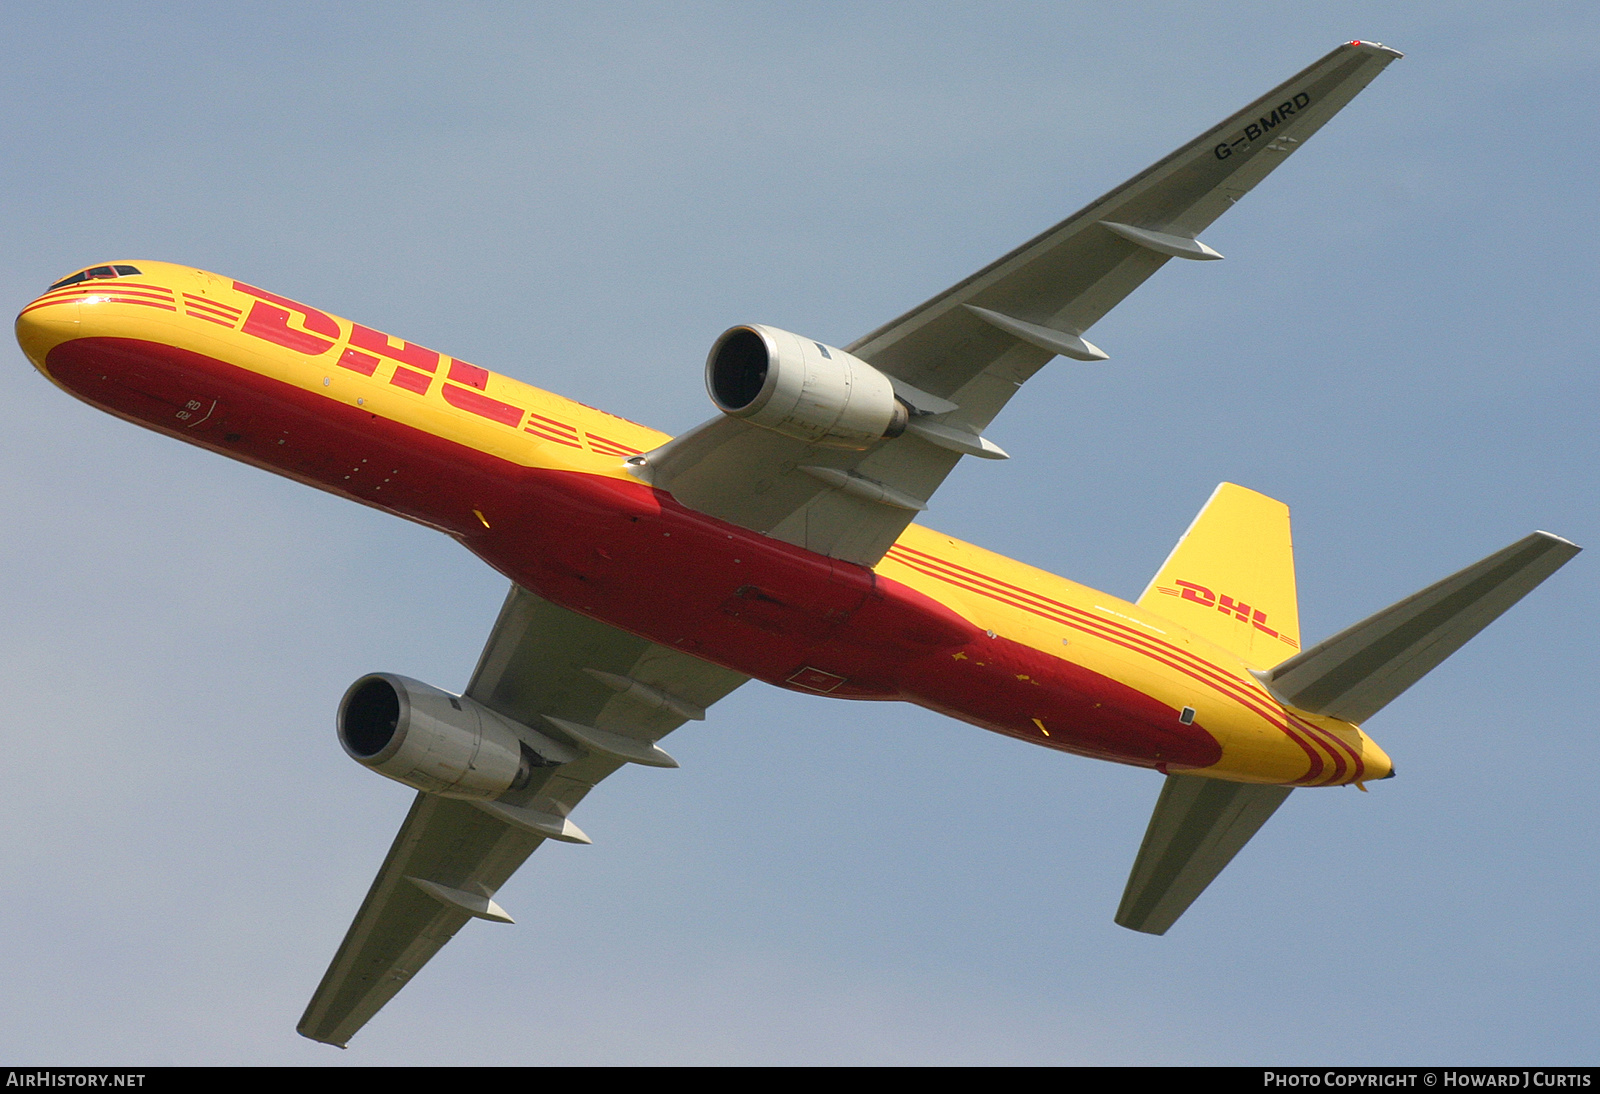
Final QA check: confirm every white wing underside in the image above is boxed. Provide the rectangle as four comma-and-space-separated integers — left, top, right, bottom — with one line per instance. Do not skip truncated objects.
298, 587, 747, 1047
636, 41, 1402, 565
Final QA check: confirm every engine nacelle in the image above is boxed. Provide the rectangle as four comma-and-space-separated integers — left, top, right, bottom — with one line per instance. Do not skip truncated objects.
337, 673, 577, 799
706, 324, 908, 450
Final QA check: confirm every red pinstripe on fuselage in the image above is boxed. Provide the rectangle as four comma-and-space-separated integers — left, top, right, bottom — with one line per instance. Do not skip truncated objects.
884, 544, 1362, 785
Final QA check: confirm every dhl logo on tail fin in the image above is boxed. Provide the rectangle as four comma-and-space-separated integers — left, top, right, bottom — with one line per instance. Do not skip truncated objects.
1137, 483, 1301, 667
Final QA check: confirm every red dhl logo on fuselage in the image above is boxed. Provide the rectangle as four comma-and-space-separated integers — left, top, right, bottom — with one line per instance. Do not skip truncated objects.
224, 281, 641, 460
1155, 581, 1300, 649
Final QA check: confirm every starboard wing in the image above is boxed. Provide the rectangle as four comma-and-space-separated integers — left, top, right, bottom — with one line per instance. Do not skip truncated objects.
297, 586, 747, 1046
641, 41, 1403, 566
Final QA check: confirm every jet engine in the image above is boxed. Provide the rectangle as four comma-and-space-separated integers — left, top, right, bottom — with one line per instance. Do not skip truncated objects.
337, 673, 576, 799
706, 324, 909, 449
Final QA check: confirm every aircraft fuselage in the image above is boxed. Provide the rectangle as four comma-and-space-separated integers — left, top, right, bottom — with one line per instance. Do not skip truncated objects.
16, 261, 1390, 787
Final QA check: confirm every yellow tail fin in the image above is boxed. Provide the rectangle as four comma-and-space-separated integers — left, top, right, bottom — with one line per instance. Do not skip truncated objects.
1136, 483, 1302, 668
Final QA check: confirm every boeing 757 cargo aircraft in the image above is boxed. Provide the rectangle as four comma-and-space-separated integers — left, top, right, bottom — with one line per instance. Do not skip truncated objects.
14, 41, 1579, 1047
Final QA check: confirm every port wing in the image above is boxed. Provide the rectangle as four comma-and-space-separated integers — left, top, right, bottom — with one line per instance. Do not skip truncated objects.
642, 41, 1402, 565
297, 586, 747, 1047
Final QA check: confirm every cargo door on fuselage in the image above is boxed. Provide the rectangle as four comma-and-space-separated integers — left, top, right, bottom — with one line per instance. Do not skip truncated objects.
1135, 483, 1303, 669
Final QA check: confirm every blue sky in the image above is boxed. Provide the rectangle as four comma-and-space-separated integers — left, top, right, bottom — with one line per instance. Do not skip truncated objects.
1, 3, 1595, 1065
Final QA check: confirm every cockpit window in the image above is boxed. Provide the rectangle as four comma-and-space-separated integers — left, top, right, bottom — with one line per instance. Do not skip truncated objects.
47, 264, 142, 291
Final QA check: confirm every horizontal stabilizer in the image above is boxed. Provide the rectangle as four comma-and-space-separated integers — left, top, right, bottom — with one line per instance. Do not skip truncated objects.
1259, 532, 1580, 724
1116, 775, 1292, 935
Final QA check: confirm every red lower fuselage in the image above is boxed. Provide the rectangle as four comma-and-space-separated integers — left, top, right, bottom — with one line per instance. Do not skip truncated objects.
40, 331, 1220, 773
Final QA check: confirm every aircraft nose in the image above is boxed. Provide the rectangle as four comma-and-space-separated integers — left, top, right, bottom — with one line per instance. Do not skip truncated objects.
15, 295, 82, 374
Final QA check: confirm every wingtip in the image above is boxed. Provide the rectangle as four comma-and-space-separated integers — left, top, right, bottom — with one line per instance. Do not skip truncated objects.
1532, 530, 1582, 553
1113, 913, 1170, 937
295, 1023, 349, 1049
1345, 39, 1404, 60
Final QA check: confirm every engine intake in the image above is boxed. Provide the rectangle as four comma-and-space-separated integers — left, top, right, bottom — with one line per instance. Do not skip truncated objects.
338, 673, 576, 799
707, 324, 907, 450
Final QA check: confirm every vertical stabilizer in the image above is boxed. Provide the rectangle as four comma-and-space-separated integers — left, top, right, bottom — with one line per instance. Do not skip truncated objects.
1137, 483, 1301, 667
